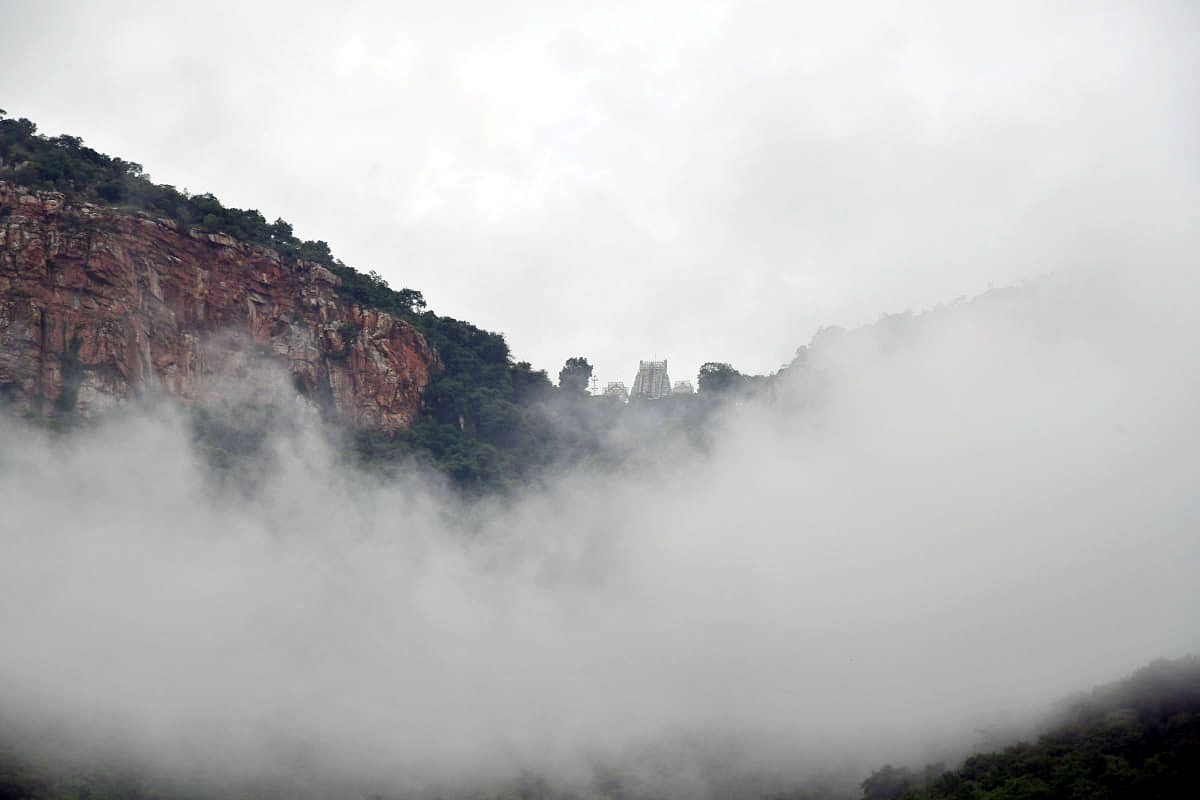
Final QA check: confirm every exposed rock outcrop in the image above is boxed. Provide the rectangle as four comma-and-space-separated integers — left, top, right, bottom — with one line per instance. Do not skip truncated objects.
0, 182, 435, 431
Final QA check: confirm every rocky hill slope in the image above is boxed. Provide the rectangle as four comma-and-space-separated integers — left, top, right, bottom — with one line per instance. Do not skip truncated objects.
0, 182, 435, 431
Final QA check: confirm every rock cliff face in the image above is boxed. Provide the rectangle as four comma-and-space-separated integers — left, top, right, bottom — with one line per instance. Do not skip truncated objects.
0, 182, 435, 431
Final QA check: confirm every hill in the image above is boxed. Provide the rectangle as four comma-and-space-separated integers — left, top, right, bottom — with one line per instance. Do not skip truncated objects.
856, 657, 1200, 800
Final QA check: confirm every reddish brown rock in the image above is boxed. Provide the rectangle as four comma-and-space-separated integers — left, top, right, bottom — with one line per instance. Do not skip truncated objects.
0, 182, 435, 431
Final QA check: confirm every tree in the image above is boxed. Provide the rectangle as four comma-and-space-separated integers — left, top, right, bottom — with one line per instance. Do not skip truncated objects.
558, 357, 593, 395
511, 361, 552, 404
861, 765, 918, 800
269, 217, 294, 241
396, 287, 427, 314
697, 361, 744, 394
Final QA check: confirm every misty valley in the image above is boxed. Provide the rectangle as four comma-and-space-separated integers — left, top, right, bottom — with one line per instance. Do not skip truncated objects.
2, 101, 1198, 800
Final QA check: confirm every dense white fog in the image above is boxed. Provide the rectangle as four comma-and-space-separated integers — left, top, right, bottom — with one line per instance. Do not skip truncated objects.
2, 1, 1198, 795
1, 266, 1196, 795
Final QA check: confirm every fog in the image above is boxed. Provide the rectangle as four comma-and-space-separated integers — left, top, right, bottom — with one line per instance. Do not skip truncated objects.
0, 266, 1196, 796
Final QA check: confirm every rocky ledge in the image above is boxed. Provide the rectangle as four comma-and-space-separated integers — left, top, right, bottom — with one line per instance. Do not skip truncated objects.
0, 182, 435, 431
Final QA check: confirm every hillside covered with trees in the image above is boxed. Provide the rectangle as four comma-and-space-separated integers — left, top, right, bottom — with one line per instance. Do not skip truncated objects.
0, 111, 742, 490
0, 111, 1133, 499
856, 657, 1200, 800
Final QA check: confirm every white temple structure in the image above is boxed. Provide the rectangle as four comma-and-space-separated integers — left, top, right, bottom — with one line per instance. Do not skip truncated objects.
630, 360, 672, 400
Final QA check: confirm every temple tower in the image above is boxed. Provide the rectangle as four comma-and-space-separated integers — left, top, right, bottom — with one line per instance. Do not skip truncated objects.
630, 360, 672, 400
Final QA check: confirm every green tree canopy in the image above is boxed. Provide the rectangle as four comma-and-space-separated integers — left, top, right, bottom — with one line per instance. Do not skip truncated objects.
697, 361, 745, 394
558, 357, 593, 395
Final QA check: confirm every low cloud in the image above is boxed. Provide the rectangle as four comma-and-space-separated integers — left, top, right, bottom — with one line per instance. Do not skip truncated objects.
0, 266, 1197, 796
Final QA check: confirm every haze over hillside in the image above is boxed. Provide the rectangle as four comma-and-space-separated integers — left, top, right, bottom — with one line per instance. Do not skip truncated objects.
2, 2, 1199, 797
1, 253, 1197, 796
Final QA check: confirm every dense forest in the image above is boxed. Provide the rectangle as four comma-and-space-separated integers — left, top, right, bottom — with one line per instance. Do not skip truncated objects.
854, 656, 1200, 800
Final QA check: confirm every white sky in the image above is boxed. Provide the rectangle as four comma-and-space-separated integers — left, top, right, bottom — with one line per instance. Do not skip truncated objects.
2, 0, 1197, 387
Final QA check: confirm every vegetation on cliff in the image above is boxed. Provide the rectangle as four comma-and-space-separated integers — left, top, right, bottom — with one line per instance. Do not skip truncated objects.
0, 111, 551, 488
0, 110, 423, 314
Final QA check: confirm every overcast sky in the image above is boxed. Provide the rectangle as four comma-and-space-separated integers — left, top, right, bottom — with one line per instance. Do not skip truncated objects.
2, 0, 1197, 387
